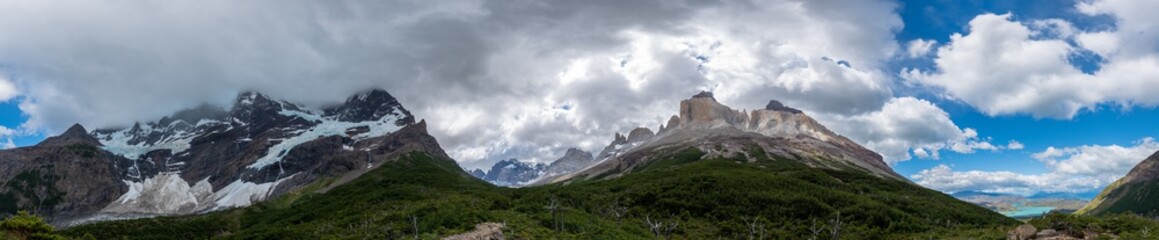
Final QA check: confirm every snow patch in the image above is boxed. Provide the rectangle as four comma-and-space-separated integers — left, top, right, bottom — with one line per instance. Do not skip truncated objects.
95, 123, 197, 160
210, 175, 293, 209
245, 108, 403, 169
103, 173, 206, 214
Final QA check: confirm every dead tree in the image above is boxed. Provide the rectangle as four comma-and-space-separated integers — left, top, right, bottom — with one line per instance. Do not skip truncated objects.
605, 198, 629, 227
828, 211, 843, 240
644, 215, 679, 240
809, 218, 825, 240
411, 215, 419, 240
545, 197, 563, 232
645, 215, 664, 239
743, 216, 766, 240
663, 220, 679, 240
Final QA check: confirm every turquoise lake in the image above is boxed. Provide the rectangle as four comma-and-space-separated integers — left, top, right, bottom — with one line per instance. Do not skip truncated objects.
1002, 206, 1055, 218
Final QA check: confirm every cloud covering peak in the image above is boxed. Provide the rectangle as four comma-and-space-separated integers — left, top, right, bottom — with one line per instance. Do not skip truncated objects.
0, 0, 1011, 169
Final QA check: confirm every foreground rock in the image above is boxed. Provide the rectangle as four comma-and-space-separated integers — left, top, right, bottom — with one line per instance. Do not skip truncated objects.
443, 222, 505, 240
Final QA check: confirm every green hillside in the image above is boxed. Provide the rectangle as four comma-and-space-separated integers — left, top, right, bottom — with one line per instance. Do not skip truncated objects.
1078, 179, 1159, 217
60, 149, 1017, 239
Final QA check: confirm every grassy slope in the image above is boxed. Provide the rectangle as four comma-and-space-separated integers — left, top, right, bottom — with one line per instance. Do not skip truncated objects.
1079, 179, 1159, 217
62, 150, 1018, 239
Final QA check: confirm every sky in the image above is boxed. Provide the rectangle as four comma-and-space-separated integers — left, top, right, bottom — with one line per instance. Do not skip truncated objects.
0, 0, 1157, 198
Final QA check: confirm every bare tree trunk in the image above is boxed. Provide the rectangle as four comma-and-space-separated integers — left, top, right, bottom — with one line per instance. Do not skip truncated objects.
411, 215, 419, 240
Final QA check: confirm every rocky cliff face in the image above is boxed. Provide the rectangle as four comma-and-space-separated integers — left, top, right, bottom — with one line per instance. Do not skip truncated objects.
1077, 151, 1159, 216
541, 91, 904, 184
539, 148, 594, 180
0, 89, 455, 226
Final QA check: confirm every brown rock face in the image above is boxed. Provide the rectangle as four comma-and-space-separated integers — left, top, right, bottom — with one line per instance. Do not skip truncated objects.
37, 124, 102, 147
626, 128, 655, 143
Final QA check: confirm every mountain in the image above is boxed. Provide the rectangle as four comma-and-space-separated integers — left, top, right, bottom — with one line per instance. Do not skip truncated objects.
57, 90, 1018, 239
951, 191, 1088, 218
0, 89, 451, 226
474, 159, 546, 186
1077, 151, 1159, 216
540, 148, 594, 179
542, 91, 903, 184
63, 149, 1018, 239
469, 148, 596, 187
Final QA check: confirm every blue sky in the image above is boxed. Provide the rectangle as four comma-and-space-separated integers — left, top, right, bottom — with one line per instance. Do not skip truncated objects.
0, 0, 1157, 198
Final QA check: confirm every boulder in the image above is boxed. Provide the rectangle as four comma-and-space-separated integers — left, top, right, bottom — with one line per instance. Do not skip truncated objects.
1007, 224, 1036, 240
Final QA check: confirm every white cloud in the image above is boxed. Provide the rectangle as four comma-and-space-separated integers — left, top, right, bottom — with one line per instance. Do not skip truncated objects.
1007, 140, 1025, 150
820, 97, 999, 163
1, 138, 14, 149
909, 6, 1159, 119
0, 0, 944, 170
912, 138, 1159, 195
0, 74, 17, 102
904, 39, 936, 58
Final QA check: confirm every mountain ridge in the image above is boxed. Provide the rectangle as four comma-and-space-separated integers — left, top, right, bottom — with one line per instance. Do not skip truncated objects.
1077, 150, 1159, 216
0, 88, 452, 226
540, 91, 903, 185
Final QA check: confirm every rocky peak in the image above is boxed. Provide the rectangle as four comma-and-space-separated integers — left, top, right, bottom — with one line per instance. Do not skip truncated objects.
323, 89, 415, 125
563, 148, 592, 160
39, 124, 102, 147
679, 92, 748, 128
480, 159, 547, 186
1120, 151, 1159, 184
691, 91, 715, 100
626, 127, 655, 143
764, 100, 802, 114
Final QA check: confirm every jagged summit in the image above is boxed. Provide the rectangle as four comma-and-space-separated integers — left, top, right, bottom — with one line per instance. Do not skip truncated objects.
324, 89, 415, 124
765, 100, 802, 114
691, 91, 715, 100
39, 123, 102, 147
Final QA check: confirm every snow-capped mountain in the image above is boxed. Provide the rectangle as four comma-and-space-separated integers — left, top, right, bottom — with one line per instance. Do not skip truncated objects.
472, 159, 546, 187
0, 89, 453, 226
540, 91, 903, 185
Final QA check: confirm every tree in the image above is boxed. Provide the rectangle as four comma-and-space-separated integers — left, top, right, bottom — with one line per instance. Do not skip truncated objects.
743, 216, 766, 240
0, 211, 61, 240
644, 214, 679, 240
809, 218, 825, 240
410, 215, 419, 240
828, 211, 843, 240
604, 197, 629, 227
544, 197, 563, 232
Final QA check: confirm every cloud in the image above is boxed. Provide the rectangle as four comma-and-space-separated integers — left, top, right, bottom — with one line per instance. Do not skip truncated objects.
819, 97, 1000, 163
0, 75, 16, 102
1007, 140, 1025, 150
0, 0, 988, 170
912, 138, 1159, 195
904, 39, 936, 58
907, 7, 1159, 119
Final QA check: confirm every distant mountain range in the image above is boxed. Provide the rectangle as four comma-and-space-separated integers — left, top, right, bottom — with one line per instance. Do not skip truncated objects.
951, 191, 1089, 218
